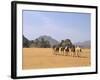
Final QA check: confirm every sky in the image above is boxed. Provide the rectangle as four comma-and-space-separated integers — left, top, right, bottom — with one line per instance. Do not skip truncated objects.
23, 10, 91, 43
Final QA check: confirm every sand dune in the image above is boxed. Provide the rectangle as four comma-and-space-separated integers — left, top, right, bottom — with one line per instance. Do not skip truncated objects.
22, 48, 90, 69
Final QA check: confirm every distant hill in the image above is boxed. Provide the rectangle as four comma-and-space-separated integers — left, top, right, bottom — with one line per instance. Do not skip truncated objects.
23, 36, 29, 43
23, 36, 30, 47
23, 35, 91, 48
35, 35, 59, 46
75, 40, 91, 48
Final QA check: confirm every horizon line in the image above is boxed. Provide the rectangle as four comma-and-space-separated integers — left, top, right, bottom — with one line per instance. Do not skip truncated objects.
23, 35, 91, 43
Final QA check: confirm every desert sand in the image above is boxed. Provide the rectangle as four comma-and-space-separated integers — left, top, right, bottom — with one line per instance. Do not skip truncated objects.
22, 48, 90, 69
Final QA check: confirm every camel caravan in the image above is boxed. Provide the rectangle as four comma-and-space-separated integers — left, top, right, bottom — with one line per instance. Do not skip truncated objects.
52, 45, 82, 57
52, 39, 82, 57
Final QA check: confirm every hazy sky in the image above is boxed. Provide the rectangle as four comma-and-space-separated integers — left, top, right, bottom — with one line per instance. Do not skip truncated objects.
23, 10, 91, 43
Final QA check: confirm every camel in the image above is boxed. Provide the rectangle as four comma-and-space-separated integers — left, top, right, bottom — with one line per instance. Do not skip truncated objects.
52, 45, 59, 55
64, 46, 70, 56
75, 46, 82, 57
60, 47, 65, 55
70, 45, 75, 57
52, 45, 82, 57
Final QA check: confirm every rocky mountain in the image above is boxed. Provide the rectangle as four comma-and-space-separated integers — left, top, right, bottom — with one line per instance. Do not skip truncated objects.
24, 35, 90, 48
75, 40, 91, 48
23, 36, 29, 43
35, 35, 59, 46
23, 36, 30, 47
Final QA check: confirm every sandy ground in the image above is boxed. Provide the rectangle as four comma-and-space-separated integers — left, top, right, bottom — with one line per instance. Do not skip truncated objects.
22, 48, 90, 69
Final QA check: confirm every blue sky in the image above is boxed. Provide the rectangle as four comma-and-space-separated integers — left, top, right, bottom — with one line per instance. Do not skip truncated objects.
23, 10, 91, 43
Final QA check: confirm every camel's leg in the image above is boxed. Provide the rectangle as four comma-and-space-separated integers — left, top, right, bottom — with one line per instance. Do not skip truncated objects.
77, 52, 80, 57
62, 51, 64, 55
76, 52, 78, 57
73, 52, 76, 57
72, 52, 74, 57
78, 52, 80, 57
70, 52, 72, 56
59, 51, 61, 55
